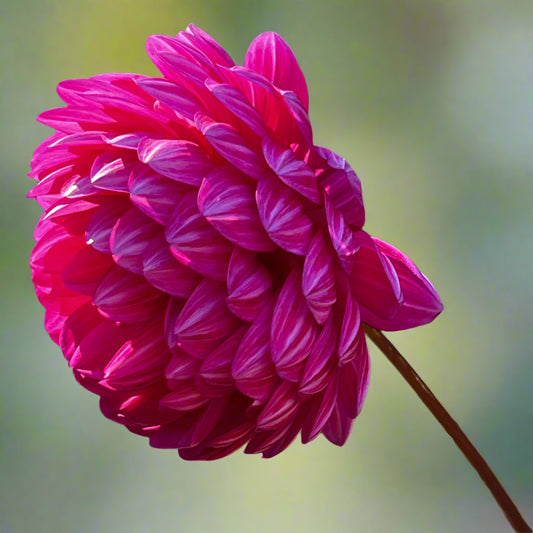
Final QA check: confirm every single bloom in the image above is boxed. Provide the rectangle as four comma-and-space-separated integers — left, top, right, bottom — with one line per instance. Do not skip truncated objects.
29, 25, 443, 459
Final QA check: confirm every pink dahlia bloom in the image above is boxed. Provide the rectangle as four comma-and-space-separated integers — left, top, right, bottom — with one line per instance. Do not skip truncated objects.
29, 25, 443, 459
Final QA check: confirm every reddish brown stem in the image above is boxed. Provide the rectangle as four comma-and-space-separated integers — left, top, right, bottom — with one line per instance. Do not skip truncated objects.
363, 325, 531, 533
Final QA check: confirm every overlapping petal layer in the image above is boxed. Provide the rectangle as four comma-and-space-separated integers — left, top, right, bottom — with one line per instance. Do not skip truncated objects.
29, 24, 442, 460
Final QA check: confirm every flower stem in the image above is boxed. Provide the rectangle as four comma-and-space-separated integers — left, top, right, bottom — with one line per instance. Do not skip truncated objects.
363, 324, 531, 533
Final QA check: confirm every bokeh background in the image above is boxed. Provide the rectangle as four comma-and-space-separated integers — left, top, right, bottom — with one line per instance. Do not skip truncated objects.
1, 1, 531, 532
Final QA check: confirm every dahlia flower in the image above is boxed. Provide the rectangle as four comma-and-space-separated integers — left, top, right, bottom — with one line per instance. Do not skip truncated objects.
29, 25, 443, 460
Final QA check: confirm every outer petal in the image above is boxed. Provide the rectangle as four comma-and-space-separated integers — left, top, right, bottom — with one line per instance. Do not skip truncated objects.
361, 238, 444, 330
244, 32, 309, 112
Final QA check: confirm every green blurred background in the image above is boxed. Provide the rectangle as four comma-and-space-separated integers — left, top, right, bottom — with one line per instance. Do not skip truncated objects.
1, 1, 531, 532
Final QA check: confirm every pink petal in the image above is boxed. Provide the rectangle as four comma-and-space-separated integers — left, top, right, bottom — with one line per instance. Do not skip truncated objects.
196, 114, 267, 179
232, 298, 278, 401
349, 231, 402, 320
62, 245, 114, 296
244, 32, 309, 112
160, 382, 209, 411
165, 191, 233, 281
271, 269, 317, 382
165, 347, 201, 384
93, 265, 167, 323
315, 146, 365, 228
360, 238, 444, 330
196, 327, 247, 398
129, 166, 194, 225
256, 172, 314, 255
110, 207, 161, 274
142, 234, 201, 298
322, 403, 353, 446
90, 152, 134, 193
226, 247, 273, 322
256, 381, 300, 431
206, 81, 266, 136
85, 197, 130, 253
137, 78, 203, 121
197, 166, 276, 252
262, 137, 320, 203
299, 314, 337, 396
138, 138, 214, 186
324, 195, 360, 271
337, 291, 363, 366
103, 322, 170, 390
301, 378, 338, 443
169, 279, 240, 358
302, 232, 337, 324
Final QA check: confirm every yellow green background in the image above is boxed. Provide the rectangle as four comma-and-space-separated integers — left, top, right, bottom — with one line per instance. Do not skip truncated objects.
1, 1, 531, 532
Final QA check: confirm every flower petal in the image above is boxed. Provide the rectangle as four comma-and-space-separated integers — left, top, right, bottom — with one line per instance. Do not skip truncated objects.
271, 269, 317, 382
169, 278, 240, 358
262, 136, 320, 203
256, 171, 314, 255
226, 247, 273, 322
197, 166, 276, 252
245, 32, 309, 112
360, 238, 444, 330
302, 232, 337, 324
138, 138, 214, 186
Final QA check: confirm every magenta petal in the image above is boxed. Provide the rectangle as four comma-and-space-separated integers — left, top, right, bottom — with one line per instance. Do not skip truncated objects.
244, 32, 309, 112
322, 403, 353, 446
62, 245, 114, 296
226, 247, 273, 322
232, 298, 278, 401
103, 322, 170, 390
160, 383, 209, 412
169, 278, 239, 358
165, 348, 201, 383
256, 381, 300, 431
207, 81, 266, 136
299, 314, 337, 396
197, 166, 276, 252
137, 78, 202, 120
90, 152, 132, 192
85, 198, 130, 253
138, 138, 214, 186
196, 114, 267, 179
197, 327, 247, 398
271, 269, 317, 382
348, 231, 402, 320
143, 234, 201, 298
361, 238, 444, 330
302, 232, 336, 324
110, 207, 161, 274
316, 146, 365, 228
256, 172, 313, 255
324, 196, 360, 271
337, 293, 362, 366
129, 166, 193, 226
301, 378, 338, 443
93, 265, 167, 323
262, 137, 320, 203
165, 191, 233, 281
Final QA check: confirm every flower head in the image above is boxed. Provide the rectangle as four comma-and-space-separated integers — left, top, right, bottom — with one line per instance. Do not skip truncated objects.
29, 25, 443, 459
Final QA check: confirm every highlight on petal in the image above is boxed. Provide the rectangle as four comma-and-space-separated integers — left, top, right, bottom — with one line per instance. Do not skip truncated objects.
256, 171, 314, 255
138, 138, 214, 186
302, 232, 336, 324
197, 166, 276, 252
226, 247, 273, 322
245, 31, 309, 111
271, 268, 317, 382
